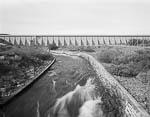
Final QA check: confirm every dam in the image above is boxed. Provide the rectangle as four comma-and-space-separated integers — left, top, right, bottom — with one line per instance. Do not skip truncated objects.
0, 35, 150, 46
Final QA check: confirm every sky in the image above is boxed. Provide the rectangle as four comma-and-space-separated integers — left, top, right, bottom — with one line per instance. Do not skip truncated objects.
0, 0, 150, 35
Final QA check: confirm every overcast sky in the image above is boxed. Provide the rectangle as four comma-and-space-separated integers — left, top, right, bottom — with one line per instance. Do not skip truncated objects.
0, 0, 150, 35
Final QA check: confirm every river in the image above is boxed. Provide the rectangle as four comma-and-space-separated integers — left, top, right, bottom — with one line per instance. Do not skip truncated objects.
3, 55, 95, 117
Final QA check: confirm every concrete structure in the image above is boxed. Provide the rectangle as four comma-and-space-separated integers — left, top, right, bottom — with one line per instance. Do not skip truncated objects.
0, 35, 150, 46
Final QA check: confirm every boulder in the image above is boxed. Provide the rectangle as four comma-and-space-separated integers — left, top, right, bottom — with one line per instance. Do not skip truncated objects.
136, 71, 150, 84
0, 55, 5, 60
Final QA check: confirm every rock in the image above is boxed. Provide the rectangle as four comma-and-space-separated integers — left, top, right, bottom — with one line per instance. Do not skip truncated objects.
136, 71, 150, 84
0, 88, 6, 93
0, 55, 5, 60
14, 55, 22, 60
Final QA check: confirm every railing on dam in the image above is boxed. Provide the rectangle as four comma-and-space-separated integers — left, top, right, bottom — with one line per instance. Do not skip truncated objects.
0, 35, 150, 47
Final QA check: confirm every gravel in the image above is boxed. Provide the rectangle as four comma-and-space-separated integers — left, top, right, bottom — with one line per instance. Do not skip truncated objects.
114, 75, 150, 114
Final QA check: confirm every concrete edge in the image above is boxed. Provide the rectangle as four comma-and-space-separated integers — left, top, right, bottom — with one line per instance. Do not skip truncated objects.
0, 57, 56, 107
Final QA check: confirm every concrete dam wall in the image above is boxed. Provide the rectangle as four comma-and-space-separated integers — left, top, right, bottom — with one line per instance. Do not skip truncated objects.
1, 35, 150, 46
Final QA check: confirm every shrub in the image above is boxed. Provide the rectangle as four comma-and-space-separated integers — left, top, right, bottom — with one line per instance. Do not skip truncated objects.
66, 46, 81, 51
106, 64, 140, 77
14, 47, 54, 68
0, 61, 12, 76
80, 46, 95, 52
127, 38, 150, 46
97, 48, 120, 63
98, 47, 150, 77
48, 43, 58, 50
36, 53, 53, 60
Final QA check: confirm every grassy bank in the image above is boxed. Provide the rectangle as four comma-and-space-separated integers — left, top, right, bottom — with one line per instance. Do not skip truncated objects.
95, 46, 150, 113
0, 40, 54, 100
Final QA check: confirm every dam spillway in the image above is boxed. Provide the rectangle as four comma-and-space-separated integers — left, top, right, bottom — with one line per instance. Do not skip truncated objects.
0, 35, 150, 46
